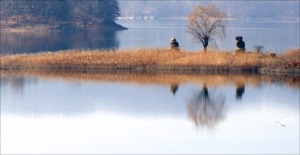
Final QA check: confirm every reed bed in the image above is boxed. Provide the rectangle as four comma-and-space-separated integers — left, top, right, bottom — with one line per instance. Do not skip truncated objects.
1, 48, 299, 75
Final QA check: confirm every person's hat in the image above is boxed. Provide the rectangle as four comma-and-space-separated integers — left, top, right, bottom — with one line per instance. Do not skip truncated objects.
171, 37, 176, 41
236, 36, 243, 40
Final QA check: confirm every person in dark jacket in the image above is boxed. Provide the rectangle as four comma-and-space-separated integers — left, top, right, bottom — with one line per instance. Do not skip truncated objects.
235, 36, 246, 53
170, 37, 179, 50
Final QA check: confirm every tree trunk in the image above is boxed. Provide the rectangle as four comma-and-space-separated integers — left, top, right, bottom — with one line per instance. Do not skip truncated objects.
204, 46, 208, 52
203, 42, 208, 52
203, 36, 209, 52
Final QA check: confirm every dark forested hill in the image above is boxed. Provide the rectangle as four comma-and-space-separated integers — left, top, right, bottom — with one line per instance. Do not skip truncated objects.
0, 0, 126, 30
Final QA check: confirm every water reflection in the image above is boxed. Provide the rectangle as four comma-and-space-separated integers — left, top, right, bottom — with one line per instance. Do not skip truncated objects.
2, 76, 26, 94
235, 82, 245, 100
1, 70, 299, 119
188, 83, 226, 128
0, 30, 119, 54
1, 70, 299, 154
170, 83, 179, 96
0, 75, 38, 96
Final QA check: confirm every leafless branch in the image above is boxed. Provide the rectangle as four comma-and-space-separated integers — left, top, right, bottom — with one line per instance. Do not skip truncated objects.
187, 4, 227, 51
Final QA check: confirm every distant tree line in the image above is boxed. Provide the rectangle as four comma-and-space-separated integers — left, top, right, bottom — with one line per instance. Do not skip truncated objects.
119, 1, 299, 20
0, 0, 120, 27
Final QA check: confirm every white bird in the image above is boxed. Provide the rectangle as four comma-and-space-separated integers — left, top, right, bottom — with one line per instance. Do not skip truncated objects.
269, 118, 294, 127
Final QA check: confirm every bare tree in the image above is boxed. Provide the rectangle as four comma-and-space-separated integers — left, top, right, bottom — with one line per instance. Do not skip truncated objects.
187, 4, 227, 52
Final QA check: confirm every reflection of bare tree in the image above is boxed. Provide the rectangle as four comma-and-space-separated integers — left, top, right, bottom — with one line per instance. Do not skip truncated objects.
188, 83, 226, 128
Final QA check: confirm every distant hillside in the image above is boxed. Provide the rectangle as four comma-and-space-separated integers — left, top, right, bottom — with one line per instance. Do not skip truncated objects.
119, 1, 300, 21
0, 0, 127, 30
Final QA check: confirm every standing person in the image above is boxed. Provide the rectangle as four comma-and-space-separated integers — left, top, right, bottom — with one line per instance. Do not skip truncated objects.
234, 36, 246, 53
170, 37, 179, 50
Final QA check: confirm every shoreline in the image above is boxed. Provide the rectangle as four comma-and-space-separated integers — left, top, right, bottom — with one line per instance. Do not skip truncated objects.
1, 48, 299, 76
0, 21, 127, 31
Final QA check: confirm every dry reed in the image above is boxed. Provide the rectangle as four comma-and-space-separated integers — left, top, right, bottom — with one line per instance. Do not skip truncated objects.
1, 48, 299, 75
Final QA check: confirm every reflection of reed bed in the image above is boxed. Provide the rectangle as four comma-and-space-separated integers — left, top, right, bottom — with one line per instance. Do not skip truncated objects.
1, 69, 299, 88
1, 48, 299, 75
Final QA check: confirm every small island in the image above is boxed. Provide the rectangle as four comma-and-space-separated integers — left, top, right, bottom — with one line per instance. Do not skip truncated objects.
1, 48, 299, 76
0, 2, 299, 76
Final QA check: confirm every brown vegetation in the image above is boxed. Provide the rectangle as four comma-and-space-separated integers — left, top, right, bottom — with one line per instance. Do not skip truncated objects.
0, 48, 299, 75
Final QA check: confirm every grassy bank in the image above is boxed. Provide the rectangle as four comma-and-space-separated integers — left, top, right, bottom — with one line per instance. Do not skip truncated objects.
1, 48, 299, 75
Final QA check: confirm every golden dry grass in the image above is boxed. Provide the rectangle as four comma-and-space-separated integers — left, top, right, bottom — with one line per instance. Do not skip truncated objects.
0, 48, 299, 75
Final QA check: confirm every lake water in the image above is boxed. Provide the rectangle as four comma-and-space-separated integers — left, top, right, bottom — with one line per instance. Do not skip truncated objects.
1, 19, 299, 54
1, 71, 299, 154
1, 19, 299, 154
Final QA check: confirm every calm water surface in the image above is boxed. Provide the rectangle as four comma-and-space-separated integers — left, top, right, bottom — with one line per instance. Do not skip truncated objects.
1, 20, 299, 54
1, 72, 299, 154
1, 18, 299, 154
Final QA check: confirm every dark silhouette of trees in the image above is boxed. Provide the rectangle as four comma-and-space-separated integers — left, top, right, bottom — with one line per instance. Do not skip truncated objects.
0, 0, 121, 28
54, 0, 70, 21
187, 4, 227, 52
99, 0, 121, 22
0, 0, 14, 25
